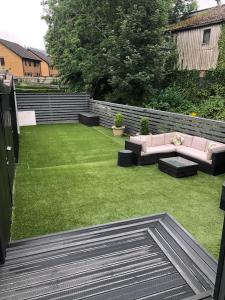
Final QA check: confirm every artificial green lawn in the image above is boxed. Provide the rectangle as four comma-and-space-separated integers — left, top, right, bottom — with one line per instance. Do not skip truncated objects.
12, 124, 225, 258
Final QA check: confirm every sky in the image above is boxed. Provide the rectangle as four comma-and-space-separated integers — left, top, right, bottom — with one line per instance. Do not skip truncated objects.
0, 0, 224, 51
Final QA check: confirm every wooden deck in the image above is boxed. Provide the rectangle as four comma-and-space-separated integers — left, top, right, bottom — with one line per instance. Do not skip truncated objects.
0, 214, 216, 300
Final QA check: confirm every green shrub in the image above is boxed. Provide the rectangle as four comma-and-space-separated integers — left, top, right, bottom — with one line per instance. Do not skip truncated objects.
114, 113, 124, 128
197, 96, 225, 121
146, 86, 192, 113
140, 117, 149, 135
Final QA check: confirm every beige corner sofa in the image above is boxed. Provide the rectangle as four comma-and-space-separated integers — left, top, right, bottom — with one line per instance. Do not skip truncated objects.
125, 132, 225, 175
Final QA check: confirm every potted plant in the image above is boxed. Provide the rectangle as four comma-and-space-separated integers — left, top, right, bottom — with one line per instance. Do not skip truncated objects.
139, 117, 149, 135
112, 113, 125, 136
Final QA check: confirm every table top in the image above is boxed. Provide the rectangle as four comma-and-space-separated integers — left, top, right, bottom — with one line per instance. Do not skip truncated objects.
79, 113, 99, 117
159, 156, 198, 168
119, 150, 133, 154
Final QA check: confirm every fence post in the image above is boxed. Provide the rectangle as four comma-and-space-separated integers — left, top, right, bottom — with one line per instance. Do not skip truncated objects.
214, 183, 225, 300
10, 80, 19, 162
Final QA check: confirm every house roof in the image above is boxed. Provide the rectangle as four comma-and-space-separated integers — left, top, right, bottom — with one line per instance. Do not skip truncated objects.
27, 48, 51, 65
0, 38, 41, 61
170, 5, 225, 32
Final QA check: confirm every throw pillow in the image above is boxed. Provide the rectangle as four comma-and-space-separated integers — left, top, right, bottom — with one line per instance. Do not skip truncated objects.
207, 142, 222, 160
171, 134, 184, 146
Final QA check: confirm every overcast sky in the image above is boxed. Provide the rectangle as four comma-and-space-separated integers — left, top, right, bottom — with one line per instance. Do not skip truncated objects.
0, 0, 224, 50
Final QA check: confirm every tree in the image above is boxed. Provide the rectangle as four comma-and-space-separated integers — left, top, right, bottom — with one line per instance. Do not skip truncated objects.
169, 0, 198, 23
42, 0, 175, 105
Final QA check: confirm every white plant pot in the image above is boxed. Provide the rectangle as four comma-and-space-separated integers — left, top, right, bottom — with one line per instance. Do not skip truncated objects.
112, 126, 125, 136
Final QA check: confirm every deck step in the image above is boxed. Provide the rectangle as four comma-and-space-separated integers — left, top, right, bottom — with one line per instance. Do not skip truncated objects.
0, 214, 216, 300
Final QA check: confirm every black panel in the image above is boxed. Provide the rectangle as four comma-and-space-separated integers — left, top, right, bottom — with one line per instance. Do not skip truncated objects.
0, 78, 18, 264
220, 184, 225, 211
0, 100, 13, 264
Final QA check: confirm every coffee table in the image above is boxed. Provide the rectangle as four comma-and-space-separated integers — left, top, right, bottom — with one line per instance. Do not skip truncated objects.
158, 156, 198, 178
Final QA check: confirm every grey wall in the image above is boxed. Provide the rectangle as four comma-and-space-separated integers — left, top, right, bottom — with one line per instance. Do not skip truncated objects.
90, 99, 225, 143
16, 93, 89, 124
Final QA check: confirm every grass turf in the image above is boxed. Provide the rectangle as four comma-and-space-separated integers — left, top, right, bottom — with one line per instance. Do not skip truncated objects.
12, 124, 225, 258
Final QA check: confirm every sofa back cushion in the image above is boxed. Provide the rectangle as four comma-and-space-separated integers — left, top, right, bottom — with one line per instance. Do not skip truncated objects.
145, 135, 152, 147
151, 134, 165, 146
206, 140, 224, 149
191, 136, 208, 152
176, 132, 193, 147
206, 141, 225, 160
130, 135, 151, 152
164, 132, 175, 145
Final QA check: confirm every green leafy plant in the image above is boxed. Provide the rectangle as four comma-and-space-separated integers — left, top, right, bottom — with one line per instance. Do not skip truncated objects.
196, 96, 225, 121
42, 0, 175, 105
140, 117, 149, 135
114, 113, 124, 128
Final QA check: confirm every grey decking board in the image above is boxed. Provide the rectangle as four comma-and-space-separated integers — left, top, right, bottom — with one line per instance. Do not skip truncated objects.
0, 214, 216, 300
8, 214, 165, 249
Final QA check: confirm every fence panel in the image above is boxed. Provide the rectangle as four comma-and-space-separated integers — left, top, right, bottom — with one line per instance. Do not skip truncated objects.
0, 76, 18, 264
90, 99, 225, 143
16, 93, 90, 124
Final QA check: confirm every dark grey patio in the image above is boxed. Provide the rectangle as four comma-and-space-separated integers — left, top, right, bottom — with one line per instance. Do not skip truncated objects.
0, 214, 216, 300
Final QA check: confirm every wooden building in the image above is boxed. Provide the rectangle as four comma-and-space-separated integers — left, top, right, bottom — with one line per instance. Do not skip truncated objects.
28, 48, 58, 77
0, 39, 41, 77
171, 4, 225, 73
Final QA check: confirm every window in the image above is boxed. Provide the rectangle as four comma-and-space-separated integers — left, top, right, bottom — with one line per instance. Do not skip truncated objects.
29, 61, 31, 66
203, 29, 211, 45
34, 62, 36, 67
25, 60, 27, 66
0, 57, 5, 66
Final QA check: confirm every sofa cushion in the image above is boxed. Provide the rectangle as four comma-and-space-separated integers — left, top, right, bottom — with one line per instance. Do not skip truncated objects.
137, 135, 152, 147
141, 144, 176, 156
151, 134, 165, 147
206, 140, 224, 149
177, 147, 212, 164
130, 136, 147, 152
206, 141, 225, 160
130, 135, 152, 152
144, 135, 152, 147
176, 132, 193, 147
191, 136, 208, 152
164, 132, 175, 145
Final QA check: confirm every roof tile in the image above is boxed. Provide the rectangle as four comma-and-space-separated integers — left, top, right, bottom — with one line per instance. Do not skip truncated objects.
170, 5, 225, 32
0, 38, 41, 61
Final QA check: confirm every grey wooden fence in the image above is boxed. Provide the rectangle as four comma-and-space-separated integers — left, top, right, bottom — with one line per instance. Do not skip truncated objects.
16, 93, 89, 124
16, 94, 225, 143
90, 99, 225, 143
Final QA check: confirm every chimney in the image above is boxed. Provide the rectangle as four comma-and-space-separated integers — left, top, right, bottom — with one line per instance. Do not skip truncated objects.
216, 0, 222, 6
